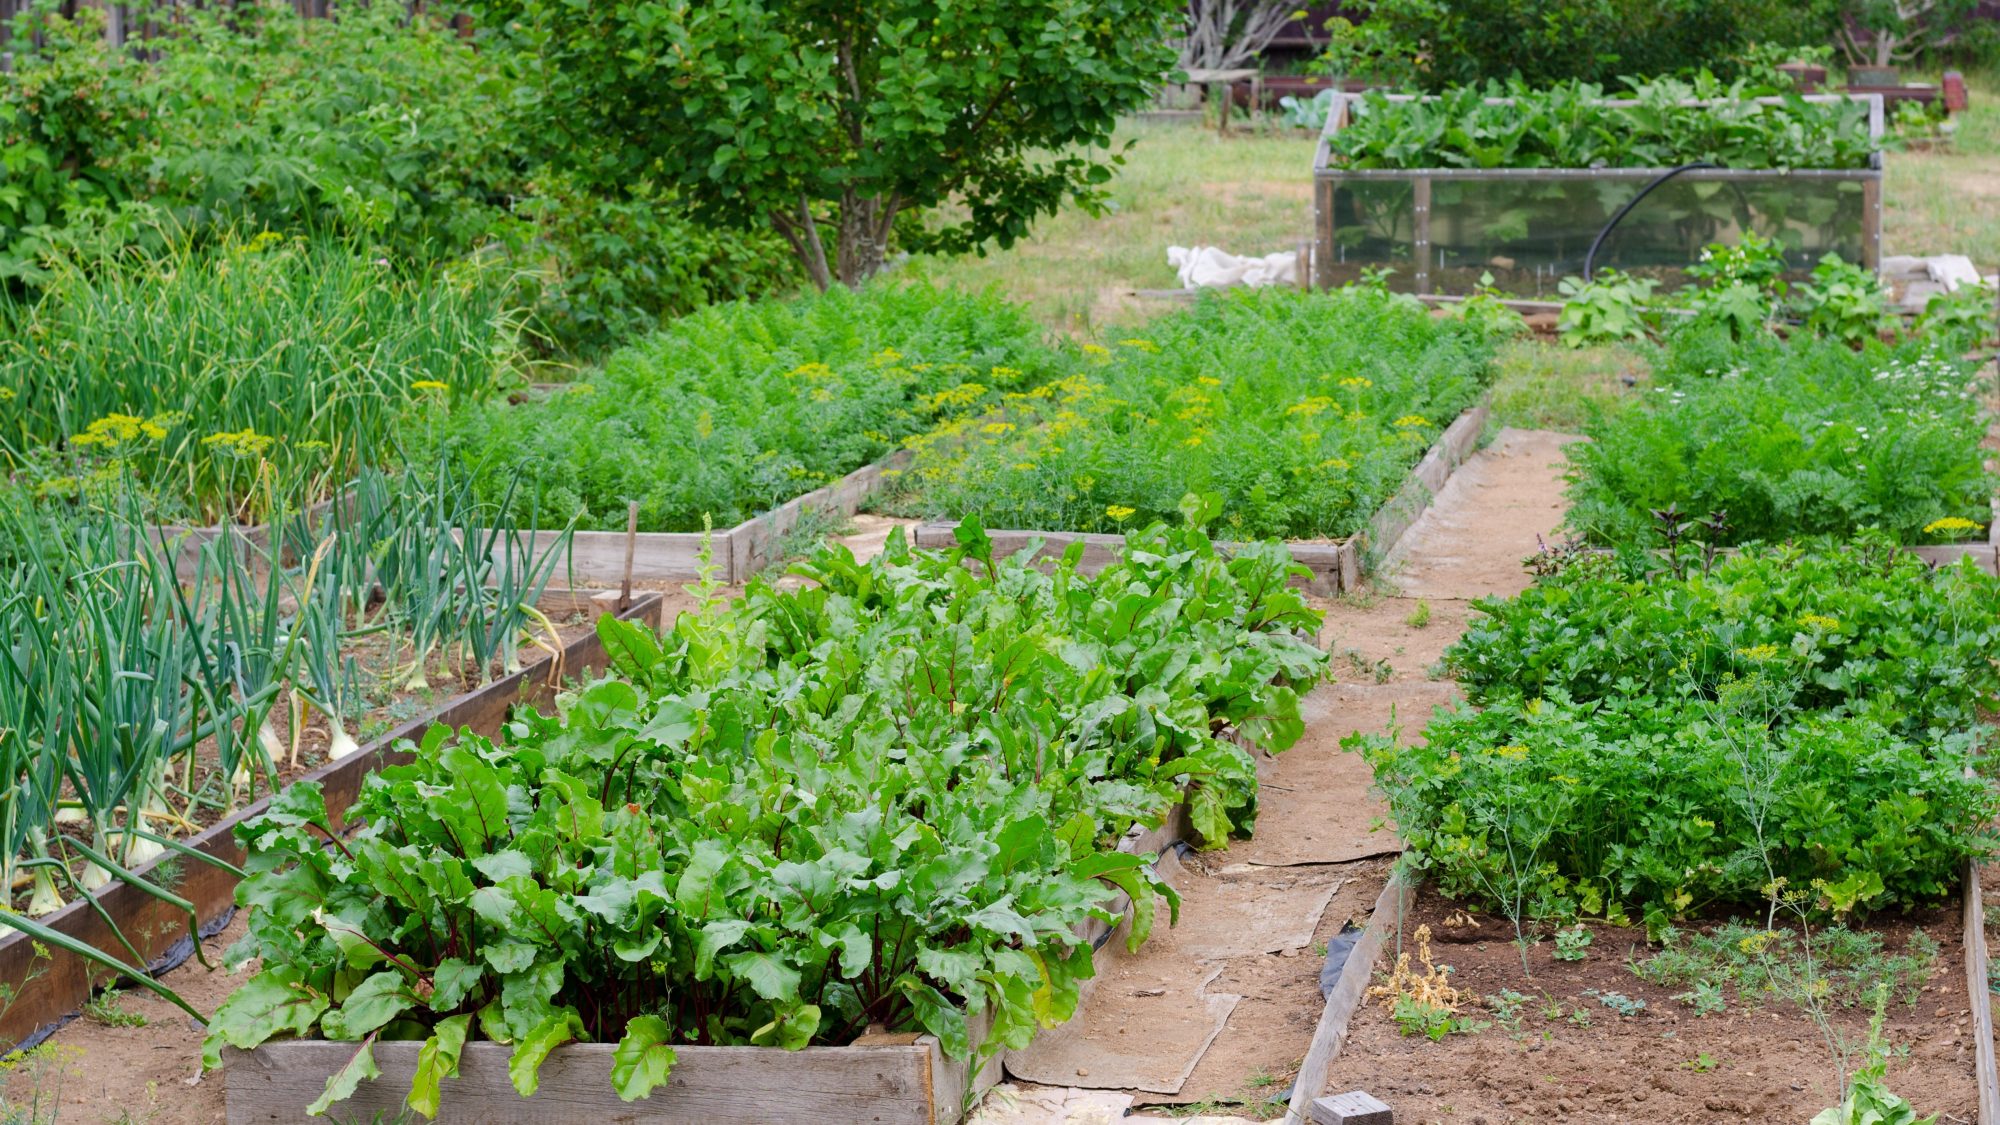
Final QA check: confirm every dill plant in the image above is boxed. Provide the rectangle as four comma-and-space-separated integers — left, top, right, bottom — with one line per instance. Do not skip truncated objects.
885, 286, 1497, 540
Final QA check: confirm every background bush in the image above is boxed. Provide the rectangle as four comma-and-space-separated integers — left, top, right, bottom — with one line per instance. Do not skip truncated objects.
1342, 0, 1838, 90
0, 2, 791, 357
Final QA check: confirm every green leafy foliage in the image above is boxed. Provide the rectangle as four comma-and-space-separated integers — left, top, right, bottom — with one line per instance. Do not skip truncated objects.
1793, 255, 1897, 345
0, 234, 513, 524
1810, 986, 1940, 1125
1556, 272, 1658, 348
0, 3, 787, 356
883, 286, 1497, 540
412, 282, 1056, 533
1350, 543, 2000, 925
1564, 327, 1996, 546
1327, 75, 1877, 171
206, 524, 1328, 1116
476, 0, 1185, 288
1326, 0, 1834, 90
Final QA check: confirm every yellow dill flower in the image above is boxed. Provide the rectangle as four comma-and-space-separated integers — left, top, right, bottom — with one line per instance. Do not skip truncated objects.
981, 421, 1016, 436
1012, 461, 1036, 471
871, 348, 903, 366
1080, 343, 1111, 358
202, 428, 275, 458
1923, 516, 1983, 536
789, 362, 835, 380
1551, 774, 1580, 785
1797, 614, 1840, 631
1733, 643, 1781, 661
410, 379, 450, 392
1182, 434, 1204, 448
1118, 338, 1161, 354
1319, 457, 1351, 471
1105, 504, 1136, 521
1339, 376, 1374, 390
1197, 376, 1222, 387
1736, 931, 1778, 955
989, 365, 1024, 384
1393, 414, 1430, 428
1286, 397, 1332, 417
1488, 744, 1529, 759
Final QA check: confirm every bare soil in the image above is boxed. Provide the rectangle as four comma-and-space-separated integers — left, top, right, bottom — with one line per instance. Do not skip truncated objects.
1324, 886, 1981, 1125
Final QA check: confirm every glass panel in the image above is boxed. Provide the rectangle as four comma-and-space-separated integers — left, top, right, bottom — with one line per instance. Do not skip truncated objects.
1321, 173, 1870, 297
1323, 179, 1415, 288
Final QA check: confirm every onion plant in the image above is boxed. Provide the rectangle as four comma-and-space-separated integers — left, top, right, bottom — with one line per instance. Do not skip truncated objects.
0, 231, 522, 526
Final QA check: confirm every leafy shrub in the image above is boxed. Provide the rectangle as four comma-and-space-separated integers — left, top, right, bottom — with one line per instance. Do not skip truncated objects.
1556, 272, 1657, 347
1338, 0, 1835, 90
0, 234, 517, 524
1351, 543, 2000, 925
202, 523, 1328, 1114
1793, 255, 1896, 345
413, 282, 1057, 532
882, 286, 1497, 540
0, 3, 789, 354
1564, 327, 1995, 547
1326, 75, 1877, 171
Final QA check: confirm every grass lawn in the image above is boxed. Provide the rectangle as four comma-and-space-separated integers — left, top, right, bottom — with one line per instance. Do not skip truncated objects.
1883, 69, 2000, 264
915, 119, 1319, 335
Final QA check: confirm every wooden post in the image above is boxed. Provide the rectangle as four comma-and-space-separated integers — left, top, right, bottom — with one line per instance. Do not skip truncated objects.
1412, 176, 1433, 295
1215, 79, 1230, 137
1311, 1092, 1393, 1125
1964, 861, 2000, 1125
620, 500, 639, 612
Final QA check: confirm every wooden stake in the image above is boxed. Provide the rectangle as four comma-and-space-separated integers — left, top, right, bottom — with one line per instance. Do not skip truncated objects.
620, 500, 639, 612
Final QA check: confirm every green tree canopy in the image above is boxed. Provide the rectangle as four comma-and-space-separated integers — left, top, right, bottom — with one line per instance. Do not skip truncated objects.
480, 0, 1184, 289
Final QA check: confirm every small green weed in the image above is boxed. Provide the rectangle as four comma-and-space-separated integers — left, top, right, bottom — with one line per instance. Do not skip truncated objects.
1405, 600, 1431, 629
1635, 923, 1939, 1011
82, 989, 148, 1029
1552, 926, 1592, 962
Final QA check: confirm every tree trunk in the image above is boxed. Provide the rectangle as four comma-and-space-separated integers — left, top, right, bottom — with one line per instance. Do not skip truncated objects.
834, 188, 901, 289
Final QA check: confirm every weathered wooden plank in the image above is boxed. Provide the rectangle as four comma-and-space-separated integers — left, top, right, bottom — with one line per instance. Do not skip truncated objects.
1283, 872, 1418, 1125
1360, 403, 1489, 571
1964, 861, 2000, 1125
224, 1041, 941, 1125
528, 451, 911, 586
0, 590, 665, 1052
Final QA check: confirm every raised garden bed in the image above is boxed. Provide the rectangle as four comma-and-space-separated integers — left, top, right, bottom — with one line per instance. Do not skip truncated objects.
197, 531, 1318, 1124
910, 401, 1488, 595
220, 802, 1198, 1125
1311, 91, 1886, 297
0, 588, 666, 1052
1310, 873, 1998, 1120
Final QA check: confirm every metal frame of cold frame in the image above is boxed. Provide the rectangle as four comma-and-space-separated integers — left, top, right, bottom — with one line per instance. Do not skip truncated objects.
1309, 92, 1888, 294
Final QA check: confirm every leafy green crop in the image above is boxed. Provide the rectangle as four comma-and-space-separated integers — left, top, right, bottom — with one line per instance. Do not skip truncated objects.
1327, 75, 1877, 171
882, 286, 1496, 540
411, 282, 1056, 533
1564, 327, 1996, 547
205, 521, 1328, 1116
1351, 543, 2000, 926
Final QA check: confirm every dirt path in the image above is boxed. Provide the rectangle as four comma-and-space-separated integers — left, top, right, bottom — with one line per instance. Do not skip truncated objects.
974, 429, 1578, 1123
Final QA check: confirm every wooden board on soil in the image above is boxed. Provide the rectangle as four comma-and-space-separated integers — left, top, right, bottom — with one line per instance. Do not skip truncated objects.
1322, 882, 1981, 1123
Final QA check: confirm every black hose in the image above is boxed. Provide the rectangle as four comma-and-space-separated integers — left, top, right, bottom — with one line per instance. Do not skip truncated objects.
1582, 161, 1720, 281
